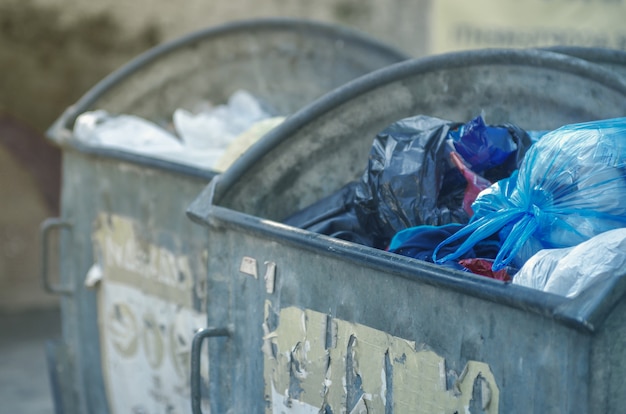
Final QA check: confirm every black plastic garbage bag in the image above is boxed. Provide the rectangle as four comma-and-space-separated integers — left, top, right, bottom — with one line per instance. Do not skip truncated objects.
284, 114, 532, 249
281, 181, 373, 246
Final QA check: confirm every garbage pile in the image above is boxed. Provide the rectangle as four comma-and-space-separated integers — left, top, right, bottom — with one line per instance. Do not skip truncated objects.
285, 115, 626, 298
73, 90, 284, 171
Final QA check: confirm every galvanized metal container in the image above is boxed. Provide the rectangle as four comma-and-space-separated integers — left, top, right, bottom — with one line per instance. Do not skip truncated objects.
544, 46, 626, 80
41, 18, 408, 414
188, 48, 626, 413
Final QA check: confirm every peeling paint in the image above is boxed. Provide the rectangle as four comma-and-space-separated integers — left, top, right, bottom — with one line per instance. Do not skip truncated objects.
349, 394, 369, 414
263, 300, 278, 360
84, 263, 103, 288
92, 213, 207, 414
323, 313, 338, 350
240, 256, 258, 278
271, 382, 319, 414
92, 214, 196, 307
265, 307, 500, 414
346, 335, 365, 412
264, 261, 276, 293
382, 350, 392, 413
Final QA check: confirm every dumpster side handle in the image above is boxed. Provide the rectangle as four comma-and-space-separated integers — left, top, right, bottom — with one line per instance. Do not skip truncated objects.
191, 325, 233, 414
40, 217, 73, 295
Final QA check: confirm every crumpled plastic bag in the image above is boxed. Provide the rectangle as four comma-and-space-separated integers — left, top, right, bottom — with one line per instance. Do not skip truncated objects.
354, 114, 530, 248
387, 223, 501, 270
73, 110, 218, 166
450, 151, 492, 216
73, 90, 276, 170
512, 228, 626, 297
282, 182, 372, 245
434, 117, 626, 271
173, 89, 272, 150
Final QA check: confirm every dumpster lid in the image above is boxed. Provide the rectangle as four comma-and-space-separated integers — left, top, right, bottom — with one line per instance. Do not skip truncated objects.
208, 48, 626, 210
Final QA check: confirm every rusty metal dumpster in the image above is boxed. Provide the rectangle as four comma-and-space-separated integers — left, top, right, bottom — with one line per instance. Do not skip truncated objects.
40, 18, 408, 414
187, 48, 626, 413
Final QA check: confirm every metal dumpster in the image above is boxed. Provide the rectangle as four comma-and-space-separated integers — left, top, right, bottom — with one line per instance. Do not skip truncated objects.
187, 48, 626, 413
40, 18, 408, 414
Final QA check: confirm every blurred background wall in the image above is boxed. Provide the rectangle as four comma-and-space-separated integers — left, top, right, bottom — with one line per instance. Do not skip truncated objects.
1, 0, 625, 312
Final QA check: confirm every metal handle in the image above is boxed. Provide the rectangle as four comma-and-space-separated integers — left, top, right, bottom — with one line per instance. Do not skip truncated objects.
40, 218, 73, 295
191, 326, 232, 414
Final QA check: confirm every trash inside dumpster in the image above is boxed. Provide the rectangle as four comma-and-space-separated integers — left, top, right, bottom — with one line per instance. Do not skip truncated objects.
435, 116, 626, 272
513, 227, 626, 297
284, 114, 532, 250
187, 48, 626, 413
73, 90, 279, 170
288, 115, 626, 295
41, 18, 408, 414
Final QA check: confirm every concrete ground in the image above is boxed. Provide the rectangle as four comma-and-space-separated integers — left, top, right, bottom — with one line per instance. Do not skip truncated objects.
0, 308, 61, 414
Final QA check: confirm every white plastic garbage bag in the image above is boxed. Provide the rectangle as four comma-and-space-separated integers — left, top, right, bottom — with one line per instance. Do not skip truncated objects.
72, 90, 275, 170
75, 110, 229, 168
173, 89, 272, 150
512, 228, 626, 298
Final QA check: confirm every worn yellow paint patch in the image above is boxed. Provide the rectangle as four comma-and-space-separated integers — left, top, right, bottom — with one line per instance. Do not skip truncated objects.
326, 319, 393, 412
91, 213, 209, 414
392, 345, 499, 413
92, 213, 195, 307
263, 301, 330, 409
265, 306, 499, 413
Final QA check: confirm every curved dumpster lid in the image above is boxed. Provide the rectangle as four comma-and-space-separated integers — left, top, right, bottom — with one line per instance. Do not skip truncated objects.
188, 47, 626, 332
47, 18, 409, 178
208, 48, 626, 214
542, 45, 626, 78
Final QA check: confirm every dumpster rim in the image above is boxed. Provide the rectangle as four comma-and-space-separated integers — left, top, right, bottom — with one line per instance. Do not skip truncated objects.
541, 45, 626, 66
196, 200, 623, 334
61, 141, 219, 181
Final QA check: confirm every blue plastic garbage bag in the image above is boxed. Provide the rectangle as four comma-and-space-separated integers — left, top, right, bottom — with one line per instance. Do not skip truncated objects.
434, 117, 626, 271
449, 114, 525, 177
388, 223, 501, 271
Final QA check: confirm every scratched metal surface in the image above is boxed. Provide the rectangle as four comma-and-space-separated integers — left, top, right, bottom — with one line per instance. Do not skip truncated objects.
188, 48, 626, 413
45, 19, 408, 414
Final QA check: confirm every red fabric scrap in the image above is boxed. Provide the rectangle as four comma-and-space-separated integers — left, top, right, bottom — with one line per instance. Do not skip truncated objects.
459, 258, 511, 282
